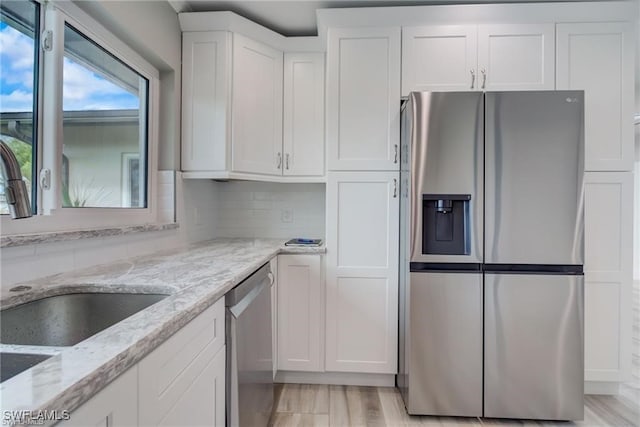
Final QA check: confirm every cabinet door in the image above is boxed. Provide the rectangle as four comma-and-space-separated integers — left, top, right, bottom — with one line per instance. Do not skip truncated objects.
270, 256, 278, 378
277, 254, 323, 372
283, 53, 325, 176
139, 299, 225, 426
325, 172, 399, 373
402, 25, 478, 94
60, 367, 137, 427
584, 172, 633, 382
232, 34, 283, 175
327, 28, 401, 171
181, 31, 230, 172
477, 24, 554, 91
557, 23, 635, 172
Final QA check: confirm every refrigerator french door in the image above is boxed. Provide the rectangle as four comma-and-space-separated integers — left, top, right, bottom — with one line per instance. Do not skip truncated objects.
399, 92, 485, 416
399, 91, 585, 421
483, 92, 584, 420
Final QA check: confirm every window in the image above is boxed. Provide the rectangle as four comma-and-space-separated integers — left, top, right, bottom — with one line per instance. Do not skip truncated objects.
62, 23, 148, 209
1, 0, 159, 233
0, 0, 39, 215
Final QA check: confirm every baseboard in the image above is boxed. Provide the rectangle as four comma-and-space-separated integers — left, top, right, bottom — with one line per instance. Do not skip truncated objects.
275, 371, 396, 387
585, 381, 620, 395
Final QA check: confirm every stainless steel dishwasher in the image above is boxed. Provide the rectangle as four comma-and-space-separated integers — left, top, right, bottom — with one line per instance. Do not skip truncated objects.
226, 263, 274, 427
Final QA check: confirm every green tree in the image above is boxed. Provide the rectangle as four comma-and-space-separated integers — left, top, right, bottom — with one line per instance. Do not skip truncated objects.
4, 137, 32, 182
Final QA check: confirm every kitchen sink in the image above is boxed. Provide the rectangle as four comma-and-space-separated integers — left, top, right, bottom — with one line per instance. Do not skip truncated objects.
0, 352, 52, 383
0, 293, 169, 347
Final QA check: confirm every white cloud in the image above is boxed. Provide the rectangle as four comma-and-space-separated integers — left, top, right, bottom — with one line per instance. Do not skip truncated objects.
63, 58, 138, 110
0, 90, 33, 112
0, 26, 35, 89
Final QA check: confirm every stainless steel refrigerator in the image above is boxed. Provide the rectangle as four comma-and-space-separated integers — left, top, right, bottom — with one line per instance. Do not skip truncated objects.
398, 91, 585, 421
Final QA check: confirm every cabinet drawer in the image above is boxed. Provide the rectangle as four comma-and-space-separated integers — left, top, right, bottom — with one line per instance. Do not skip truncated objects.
138, 298, 225, 424
61, 367, 138, 427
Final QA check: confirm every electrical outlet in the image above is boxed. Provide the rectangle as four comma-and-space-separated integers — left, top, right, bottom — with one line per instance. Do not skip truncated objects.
281, 209, 293, 223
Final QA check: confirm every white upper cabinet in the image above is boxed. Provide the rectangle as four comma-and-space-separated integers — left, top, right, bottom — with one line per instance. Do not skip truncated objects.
181, 31, 325, 181
327, 27, 401, 171
477, 24, 555, 91
181, 31, 230, 172
402, 25, 478, 93
402, 24, 554, 94
283, 53, 325, 176
556, 22, 635, 172
232, 34, 283, 176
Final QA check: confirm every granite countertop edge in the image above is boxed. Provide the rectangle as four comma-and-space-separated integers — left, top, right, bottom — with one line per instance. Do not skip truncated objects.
0, 223, 180, 248
0, 238, 325, 423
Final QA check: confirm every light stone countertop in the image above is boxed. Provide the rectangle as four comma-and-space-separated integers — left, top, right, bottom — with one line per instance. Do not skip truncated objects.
0, 238, 325, 425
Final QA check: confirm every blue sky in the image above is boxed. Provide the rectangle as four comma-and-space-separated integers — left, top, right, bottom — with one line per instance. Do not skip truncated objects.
0, 21, 139, 112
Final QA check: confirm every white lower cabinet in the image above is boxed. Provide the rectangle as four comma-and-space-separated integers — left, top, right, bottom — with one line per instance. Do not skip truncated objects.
139, 298, 226, 426
65, 298, 226, 427
584, 172, 633, 383
325, 172, 399, 374
270, 256, 279, 378
60, 367, 138, 427
277, 254, 323, 372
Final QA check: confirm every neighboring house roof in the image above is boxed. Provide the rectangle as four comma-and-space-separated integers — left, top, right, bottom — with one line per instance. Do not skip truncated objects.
0, 109, 140, 144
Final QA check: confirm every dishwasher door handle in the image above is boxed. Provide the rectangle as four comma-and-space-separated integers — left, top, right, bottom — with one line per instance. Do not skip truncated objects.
228, 278, 268, 319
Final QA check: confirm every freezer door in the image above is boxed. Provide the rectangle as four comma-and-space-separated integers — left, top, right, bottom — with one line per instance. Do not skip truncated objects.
406, 272, 483, 416
485, 91, 584, 265
484, 273, 584, 421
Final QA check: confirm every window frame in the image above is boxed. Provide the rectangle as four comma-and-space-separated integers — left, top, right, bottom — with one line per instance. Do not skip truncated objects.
1, 0, 160, 235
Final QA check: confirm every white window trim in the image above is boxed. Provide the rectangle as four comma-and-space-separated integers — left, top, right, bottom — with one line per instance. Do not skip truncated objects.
1, 0, 160, 235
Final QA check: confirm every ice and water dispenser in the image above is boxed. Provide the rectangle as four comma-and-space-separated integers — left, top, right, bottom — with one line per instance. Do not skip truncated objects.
422, 194, 471, 255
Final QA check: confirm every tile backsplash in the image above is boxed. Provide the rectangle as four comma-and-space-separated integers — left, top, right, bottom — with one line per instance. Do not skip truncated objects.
213, 181, 325, 239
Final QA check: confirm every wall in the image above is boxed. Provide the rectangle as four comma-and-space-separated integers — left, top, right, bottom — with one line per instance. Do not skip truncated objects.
73, 0, 182, 171
0, 173, 219, 288
63, 120, 140, 207
214, 181, 325, 239
0, 1, 218, 289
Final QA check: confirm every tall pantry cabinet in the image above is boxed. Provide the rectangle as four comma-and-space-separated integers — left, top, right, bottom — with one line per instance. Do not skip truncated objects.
325, 27, 401, 374
556, 22, 635, 386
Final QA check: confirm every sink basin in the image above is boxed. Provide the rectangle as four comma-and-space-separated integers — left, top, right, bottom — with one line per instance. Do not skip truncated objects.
0, 293, 169, 347
1, 352, 52, 382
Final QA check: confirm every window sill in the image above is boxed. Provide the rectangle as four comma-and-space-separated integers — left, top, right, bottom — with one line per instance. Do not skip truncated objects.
0, 223, 179, 248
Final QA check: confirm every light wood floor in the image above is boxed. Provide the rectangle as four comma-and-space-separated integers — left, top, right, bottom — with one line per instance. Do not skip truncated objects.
270, 281, 640, 427
269, 383, 640, 427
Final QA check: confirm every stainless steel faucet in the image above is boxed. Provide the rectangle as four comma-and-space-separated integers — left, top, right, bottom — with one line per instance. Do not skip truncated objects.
0, 141, 32, 219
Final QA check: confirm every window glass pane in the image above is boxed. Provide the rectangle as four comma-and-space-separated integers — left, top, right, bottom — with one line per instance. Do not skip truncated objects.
0, 0, 39, 215
62, 23, 148, 208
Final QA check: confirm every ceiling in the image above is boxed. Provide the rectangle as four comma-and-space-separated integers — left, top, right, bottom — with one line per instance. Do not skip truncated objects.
168, 0, 583, 36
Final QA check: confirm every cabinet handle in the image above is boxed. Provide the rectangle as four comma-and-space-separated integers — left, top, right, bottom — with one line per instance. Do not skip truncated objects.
470, 69, 476, 89
394, 144, 398, 164
481, 69, 487, 89
393, 178, 398, 198
285, 153, 290, 170
277, 152, 282, 169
